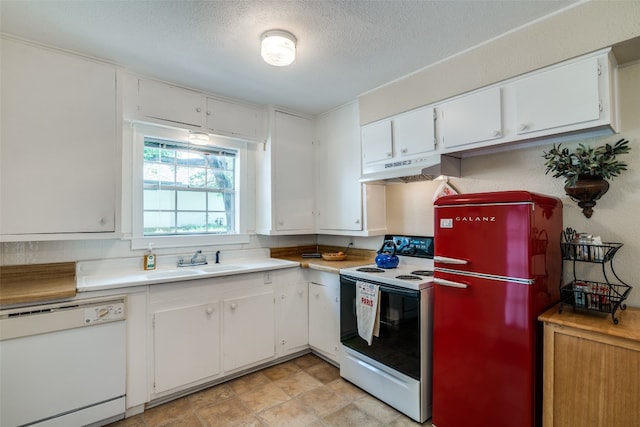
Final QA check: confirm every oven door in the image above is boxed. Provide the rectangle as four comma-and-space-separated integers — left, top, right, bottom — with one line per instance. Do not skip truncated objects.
340, 274, 422, 380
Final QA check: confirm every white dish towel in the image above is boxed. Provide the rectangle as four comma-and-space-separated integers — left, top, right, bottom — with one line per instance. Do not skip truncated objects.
356, 281, 381, 345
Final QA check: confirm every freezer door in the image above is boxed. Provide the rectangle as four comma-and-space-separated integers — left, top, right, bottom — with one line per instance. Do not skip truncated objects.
435, 201, 533, 279
432, 271, 538, 427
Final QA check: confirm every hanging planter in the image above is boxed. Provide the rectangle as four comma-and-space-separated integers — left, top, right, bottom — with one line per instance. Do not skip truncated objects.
542, 139, 631, 218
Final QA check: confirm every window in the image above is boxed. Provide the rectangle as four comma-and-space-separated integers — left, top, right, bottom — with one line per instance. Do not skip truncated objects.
143, 138, 237, 236
129, 123, 250, 250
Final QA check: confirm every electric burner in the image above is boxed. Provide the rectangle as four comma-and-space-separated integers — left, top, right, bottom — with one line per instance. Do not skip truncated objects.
396, 275, 422, 280
357, 267, 385, 273
411, 270, 434, 277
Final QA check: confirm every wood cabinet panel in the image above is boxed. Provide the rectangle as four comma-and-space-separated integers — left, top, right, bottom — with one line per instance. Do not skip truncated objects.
540, 306, 640, 427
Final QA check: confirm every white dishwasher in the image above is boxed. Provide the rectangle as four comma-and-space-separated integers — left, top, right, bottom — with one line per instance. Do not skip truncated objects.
0, 296, 126, 427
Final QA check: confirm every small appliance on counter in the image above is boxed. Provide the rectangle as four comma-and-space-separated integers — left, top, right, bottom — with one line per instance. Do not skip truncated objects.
339, 234, 435, 423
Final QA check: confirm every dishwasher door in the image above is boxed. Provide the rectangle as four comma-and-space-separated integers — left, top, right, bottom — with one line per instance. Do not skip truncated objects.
0, 297, 126, 427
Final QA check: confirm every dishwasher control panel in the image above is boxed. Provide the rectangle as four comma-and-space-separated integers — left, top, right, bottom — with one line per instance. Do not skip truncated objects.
84, 302, 125, 325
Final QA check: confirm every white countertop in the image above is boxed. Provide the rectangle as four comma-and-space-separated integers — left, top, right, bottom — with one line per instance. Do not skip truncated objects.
76, 249, 300, 292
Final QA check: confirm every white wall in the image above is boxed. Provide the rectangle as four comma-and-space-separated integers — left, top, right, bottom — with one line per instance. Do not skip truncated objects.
386, 61, 640, 308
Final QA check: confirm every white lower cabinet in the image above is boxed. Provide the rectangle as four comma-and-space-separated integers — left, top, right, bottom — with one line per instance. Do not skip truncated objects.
152, 302, 220, 394
275, 281, 309, 355
222, 290, 275, 372
148, 269, 304, 398
308, 272, 341, 363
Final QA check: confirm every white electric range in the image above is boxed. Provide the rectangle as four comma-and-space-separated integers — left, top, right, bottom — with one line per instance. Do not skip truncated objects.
339, 235, 435, 290
338, 235, 434, 423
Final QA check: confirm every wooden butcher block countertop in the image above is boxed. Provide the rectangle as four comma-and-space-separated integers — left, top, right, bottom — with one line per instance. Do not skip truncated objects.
270, 245, 377, 273
0, 262, 76, 306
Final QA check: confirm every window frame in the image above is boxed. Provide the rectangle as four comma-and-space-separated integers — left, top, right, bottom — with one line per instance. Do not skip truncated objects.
129, 123, 250, 250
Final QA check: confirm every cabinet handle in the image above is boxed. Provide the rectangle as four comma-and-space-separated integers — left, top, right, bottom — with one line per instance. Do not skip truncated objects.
99, 218, 106, 226
401, 148, 408, 154
206, 111, 211, 116
386, 152, 392, 158
315, 293, 320, 298
230, 303, 237, 310
518, 123, 528, 132
355, 219, 360, 224
206, 307, 214, 315
492, 130, 501, 137
196, 107, 202, 113
281, 294, 286, 300
298, 290, 304, 296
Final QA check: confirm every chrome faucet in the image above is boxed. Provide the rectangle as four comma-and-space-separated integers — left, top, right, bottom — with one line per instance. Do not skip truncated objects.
177, 250, 208, 267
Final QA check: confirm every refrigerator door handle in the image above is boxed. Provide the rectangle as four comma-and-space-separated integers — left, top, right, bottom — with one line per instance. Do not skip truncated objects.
434, 278, 469, 289
434, 256, 468, 265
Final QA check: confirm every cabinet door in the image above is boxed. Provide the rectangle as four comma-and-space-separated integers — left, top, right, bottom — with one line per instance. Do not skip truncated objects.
1, 39, 117, 236
316, 102, 363, 232
441, 87, 503, 149
206, 98, 265, 141
153, 303, 220, 394
276, 282, 308, 354
138, 78, 204, 127
513, 57, 600, 135
361, 120, 393, 165
222, 290, 275, 371
308, 282, 340, 360
273, 111, 315, 232
393, 106, 435, 157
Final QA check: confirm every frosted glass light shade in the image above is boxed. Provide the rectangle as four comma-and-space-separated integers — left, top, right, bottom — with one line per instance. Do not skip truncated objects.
189, 131, 210, 145
261, 30, 296, 66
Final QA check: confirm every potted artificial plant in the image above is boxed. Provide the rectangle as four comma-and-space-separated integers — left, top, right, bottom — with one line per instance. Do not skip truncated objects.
542, 138, 631, 218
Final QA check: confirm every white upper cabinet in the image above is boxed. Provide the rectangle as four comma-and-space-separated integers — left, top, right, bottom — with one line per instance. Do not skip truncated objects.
316, 102, 386, 236
512, 56, 601, 135
205, 97, 266, 142
361, 106, 435, 166
361, 120, 393, 165
440, 87, 503, 149
393, 106, 436, 157
366, 49, 617, 157
138, 78, 204, 127
134, 77, 266, 142
1, 38, 118, 239
256, 110, 315, 235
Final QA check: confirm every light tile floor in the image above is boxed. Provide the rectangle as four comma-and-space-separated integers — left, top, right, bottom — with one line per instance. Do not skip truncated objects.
108, 353, 432, 427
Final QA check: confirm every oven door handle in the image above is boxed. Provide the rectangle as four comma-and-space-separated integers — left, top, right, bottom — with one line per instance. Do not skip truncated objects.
434, 256, 468, 265
434, 278, 469, 289
377, 285, 420, 298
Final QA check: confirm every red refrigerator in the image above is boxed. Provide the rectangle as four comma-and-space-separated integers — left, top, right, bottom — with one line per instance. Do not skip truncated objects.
432, 191, 562, 427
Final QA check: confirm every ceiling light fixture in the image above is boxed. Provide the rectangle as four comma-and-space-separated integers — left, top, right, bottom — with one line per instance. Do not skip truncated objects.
261, 30, 296, 67
189, 131, 210, 145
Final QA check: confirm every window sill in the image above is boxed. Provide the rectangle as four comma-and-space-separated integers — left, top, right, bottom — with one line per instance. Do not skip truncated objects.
129, 234, 250, 250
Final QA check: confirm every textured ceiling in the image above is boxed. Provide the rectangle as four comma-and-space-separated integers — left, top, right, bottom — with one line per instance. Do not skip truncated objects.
0, 0, 576, 115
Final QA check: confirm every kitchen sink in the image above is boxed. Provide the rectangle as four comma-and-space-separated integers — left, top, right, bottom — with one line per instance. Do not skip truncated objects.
145, 269, 201, 280
198, 264, 245, 273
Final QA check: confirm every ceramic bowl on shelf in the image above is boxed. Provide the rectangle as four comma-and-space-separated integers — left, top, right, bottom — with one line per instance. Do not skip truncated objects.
321, 252, 347, 261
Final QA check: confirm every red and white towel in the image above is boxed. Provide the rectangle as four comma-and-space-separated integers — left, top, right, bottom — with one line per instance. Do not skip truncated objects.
356, 281, 381, 345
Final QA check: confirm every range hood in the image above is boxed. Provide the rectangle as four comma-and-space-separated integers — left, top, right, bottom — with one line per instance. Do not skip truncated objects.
360, 154, 461, 183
